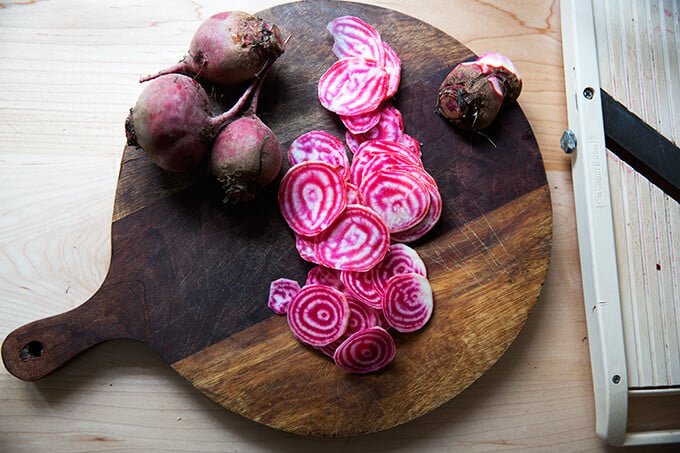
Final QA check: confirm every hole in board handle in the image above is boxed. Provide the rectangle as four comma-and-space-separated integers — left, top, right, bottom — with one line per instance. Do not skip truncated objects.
19, 341, 44, 360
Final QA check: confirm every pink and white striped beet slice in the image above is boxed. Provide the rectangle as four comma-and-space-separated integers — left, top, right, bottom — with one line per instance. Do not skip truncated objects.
345, 130, 362, 155
380, 161, 438, 195
295, 233, 321, 264
318, 57, 389, 116
346, 296, 382, 330
279, 161, 347, 236
354, 139, 422, 165
371, 243, 427, 293
306, 265, 344, 291
326, 16, 385, 65
390, 178, 443, 243
398, 134, 422, 157
350, 140, 423, 186
359, 167, 431, 234
317, 295, 382, 357
345, 103, 405, 149
339, 108, 382, 134
346, 182, 364, 205
340, 269, 383, 309
340, 99, 401, 137
360, 102, 404, 142
315, 204, 390, 272
382, 41, 401, 98
287, 131, 349, 180
333, 326, 396, 374
376, 310, 391, 330
287, 284, 350, 347
350, 151, 422, 187
267, 278, 301, 315
412, 163, 439, 189
382, 272, 433, 333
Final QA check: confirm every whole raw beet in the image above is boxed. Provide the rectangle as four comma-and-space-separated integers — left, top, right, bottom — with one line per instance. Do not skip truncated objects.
125, 74, 215, 172
210, 115, 283, 203
142, 11, 286, 86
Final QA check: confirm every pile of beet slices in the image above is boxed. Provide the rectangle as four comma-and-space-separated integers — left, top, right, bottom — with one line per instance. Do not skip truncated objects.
268, 16, 442, 374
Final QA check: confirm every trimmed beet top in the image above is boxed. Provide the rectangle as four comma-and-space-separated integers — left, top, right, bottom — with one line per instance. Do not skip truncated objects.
437, 52, 522, 131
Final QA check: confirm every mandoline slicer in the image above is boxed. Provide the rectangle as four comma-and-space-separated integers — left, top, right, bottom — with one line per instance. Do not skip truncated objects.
561, 0, 680, 446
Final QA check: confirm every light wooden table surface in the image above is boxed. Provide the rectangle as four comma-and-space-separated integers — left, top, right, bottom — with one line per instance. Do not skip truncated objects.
0, 0, 675, 451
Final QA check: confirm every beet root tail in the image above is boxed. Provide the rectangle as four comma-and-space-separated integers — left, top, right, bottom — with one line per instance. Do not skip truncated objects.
139, 60, 194, 83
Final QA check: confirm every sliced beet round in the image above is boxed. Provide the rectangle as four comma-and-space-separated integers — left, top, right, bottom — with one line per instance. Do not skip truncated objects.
345, 130, 362, 155
350, 150, 421, 188
287, 131, 349, 180
390, 179, 443, 243
371, 243, 427, 293
340, 269, 383, 309
359, 167, 431, 234
318, 57, 389, 116
317, 295, 382, 357
326, 16, 386, 64
306, 265, 344, 291
397, 134, 422, 157
382, 273, 434, 333
349, 140, 422, 186
333, 326, 396, 374
354, 139, 422, 166
345, 103, 405, 150
267, 278, 301, 315
359, 102, 404, 142
295, 233, 321, 264
315, 204, 390, 272
279, 161, 347, 236
382, 41, 401, 98
287, 284, 350, 347
340, 108, 382, 135
346, 296, 382, 331
345, 182, 365, 205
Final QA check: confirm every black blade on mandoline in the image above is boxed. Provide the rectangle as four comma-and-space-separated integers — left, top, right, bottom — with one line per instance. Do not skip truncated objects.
601, 89, 680, 202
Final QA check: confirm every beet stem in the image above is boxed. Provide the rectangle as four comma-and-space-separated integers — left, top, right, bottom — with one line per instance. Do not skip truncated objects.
209, 56, 278, 127
243, 57, 277, 116
207, 78, 260, 128
139, 60, 190, 83
241, 36, 288, 115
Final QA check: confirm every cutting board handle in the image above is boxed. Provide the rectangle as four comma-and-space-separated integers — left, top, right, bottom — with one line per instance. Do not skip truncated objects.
1, 280, 148, 381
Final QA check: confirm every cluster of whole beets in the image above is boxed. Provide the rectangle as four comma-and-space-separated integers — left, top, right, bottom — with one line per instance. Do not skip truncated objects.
125, 11, 287, 203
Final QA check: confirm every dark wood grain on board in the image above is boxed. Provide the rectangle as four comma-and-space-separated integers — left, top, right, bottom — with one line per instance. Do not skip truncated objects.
2, 0, 552, 436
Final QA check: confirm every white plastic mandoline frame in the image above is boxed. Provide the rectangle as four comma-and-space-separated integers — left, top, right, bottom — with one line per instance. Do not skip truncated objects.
561, 0, 680, 446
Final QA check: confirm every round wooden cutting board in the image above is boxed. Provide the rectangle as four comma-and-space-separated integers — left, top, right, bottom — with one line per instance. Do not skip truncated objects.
2, 0, 552, 437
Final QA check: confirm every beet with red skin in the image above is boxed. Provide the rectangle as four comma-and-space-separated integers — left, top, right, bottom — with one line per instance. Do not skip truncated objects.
210, 115, 283, 203
125, 74, 216, 172
126, 70, 264, 173
141, 11, 286, 86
